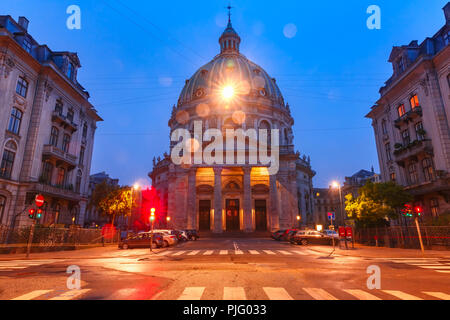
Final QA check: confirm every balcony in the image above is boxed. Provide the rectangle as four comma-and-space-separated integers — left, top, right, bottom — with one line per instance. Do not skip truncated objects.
31, 182, 81, 202
52, 111, 78, 133
394, 106, 423, 129
393, 139, 433, 165
42, 145, 78, 170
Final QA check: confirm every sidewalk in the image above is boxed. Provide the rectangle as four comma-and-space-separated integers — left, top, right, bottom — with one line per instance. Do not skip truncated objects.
306, 243, 450, 259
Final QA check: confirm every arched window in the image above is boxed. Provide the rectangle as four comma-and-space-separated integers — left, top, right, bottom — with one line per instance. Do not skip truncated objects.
0, 141, 17, 179
50, 127, 59, 147
0, 195, 6, 224
41, 161, 53, 184
422, 158, 435, 182
8, 108, 23, 135
62, 134, 71, 153
56, 167, 66, 186
82, 123, 88, 139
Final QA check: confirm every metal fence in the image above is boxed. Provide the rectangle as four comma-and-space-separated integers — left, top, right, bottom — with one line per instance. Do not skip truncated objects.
354, 226, 450, 249
0, 224, 119, 247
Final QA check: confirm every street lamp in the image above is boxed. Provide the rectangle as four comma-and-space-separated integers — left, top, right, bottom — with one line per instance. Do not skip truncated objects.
331, 181, 344, 226
150, 208, 156, 252
126, 183, 140, 239
296, 215, 301, 228
166, 216, 171, 228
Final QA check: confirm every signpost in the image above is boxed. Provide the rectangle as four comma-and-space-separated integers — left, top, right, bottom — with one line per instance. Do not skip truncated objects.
26, 195, 45, 258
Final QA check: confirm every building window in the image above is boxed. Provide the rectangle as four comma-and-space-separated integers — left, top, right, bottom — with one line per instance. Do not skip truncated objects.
67, 63, 74, 80
422, 158, 434, 182
0, 150, 15, 179
444, 31, 450, 46
390, 172, 396, 182
397, 58, 405, 73
55, 101, 63, 115
408, 162, 418, 185
22, 38, 32, 53
62, 134, 71, 153
415, 122, 425, 140
41, 161, 53, 184
431, 198, 439, 216
8, 108, 23, 135
75, 170, 82, 193
381, 120, 387, 135
385, 143, 392, 161
16, 77, 28, 98
82, 123, 88, 139
0, 195, 6, 224
79, 146, 85, 165
409, 95, 420, 109
67, 110, 74, 122
56, 167, 65, 186
397, 104, 406, 117
402, 129, 410, 145
50, 127, 59, 147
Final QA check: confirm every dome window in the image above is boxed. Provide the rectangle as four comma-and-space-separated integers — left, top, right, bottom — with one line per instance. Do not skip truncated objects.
259, 88, 267, 97
194, 88, 205, 99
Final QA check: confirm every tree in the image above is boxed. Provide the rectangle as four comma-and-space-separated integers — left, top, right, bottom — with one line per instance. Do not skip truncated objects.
345, 181, 413, 228
89, 182, 133, 225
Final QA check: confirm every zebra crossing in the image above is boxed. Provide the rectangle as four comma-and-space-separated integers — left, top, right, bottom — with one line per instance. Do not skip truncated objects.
9, 286, 450, 300
0, 259, 57, 271
380, 258, 450, 274
158, 248, 330, 257
169, 286, 450, 300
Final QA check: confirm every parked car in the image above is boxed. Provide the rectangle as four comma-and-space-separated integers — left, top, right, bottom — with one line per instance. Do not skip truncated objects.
271, 230, 286, 240
184, 229, 199, 241
290, 230, 333, 246
119, 232, 163, 249
170, 230, 189, 242
154, 230, 178, 246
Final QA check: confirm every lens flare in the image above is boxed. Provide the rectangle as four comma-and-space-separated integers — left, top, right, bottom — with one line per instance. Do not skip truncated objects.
222, 85, 235, 99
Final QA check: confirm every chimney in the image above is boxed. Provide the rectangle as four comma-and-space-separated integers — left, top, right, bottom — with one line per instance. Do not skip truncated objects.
444, 2, 450, 24
18, 16, 29, 31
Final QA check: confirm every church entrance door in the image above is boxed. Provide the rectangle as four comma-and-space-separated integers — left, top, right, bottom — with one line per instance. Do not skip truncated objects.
255, 200, 267, 231
199, 200, 211, 231
225, 199, 240, 231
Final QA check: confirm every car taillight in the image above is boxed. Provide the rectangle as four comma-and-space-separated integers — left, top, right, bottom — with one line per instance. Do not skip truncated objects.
170, 236, 176, 239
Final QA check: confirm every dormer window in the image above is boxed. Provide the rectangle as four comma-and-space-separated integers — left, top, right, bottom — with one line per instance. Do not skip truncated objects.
22, 38, 32, 54
67, 63, 74, 80
397, 58, 405, 73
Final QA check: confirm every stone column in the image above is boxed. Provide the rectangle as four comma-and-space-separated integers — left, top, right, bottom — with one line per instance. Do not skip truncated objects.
269, 174, 280, 231
167, 167, 177, 227
243, 167, 252, 232
213, 167, 223, 233
289, 171, 299, 228
187, 168, 197, 229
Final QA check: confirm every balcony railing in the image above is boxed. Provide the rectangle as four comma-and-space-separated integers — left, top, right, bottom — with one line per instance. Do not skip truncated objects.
394, 106, 423, 129
52, 111, 78, 133
32, 182, 81, 201
42, 145, 78, 169
393, 139, 433, 164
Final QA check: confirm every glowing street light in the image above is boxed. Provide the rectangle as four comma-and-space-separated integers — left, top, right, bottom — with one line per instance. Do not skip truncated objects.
222, 85, 235, 99
331, 180, 344, 226
149, 208, 156, 252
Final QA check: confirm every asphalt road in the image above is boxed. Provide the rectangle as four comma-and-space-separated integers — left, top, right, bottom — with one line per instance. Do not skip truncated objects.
0, 238, 449, 300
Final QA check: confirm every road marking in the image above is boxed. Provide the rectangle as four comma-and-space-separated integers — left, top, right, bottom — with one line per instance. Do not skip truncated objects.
263, 250, 276, 255
436, 270, 450, 273
382, 290, 423, 300
249, 250, 260, 255
277, 250, 292, 255
422, 291, 450, 300
419, 266, 450, 269
178, 287, 205, 300
306, 250, 323, 255
303, 288, 338, 300
343, 289, 381, 300
292, 250, 307, 255
234, 250, 244, 255
187, 250, 200, 256
157, 251, 171, 256
407, 263, 443, 266
172, 251, 186, 256
11, 290, 52, 300
203, 250, 214, 255
219, 250, 228, 255
263, 287, 293, 300
223, 287, 246, 300
49, 289, 91, 300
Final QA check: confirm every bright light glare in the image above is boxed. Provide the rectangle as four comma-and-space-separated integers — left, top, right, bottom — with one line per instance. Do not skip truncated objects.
133, 184, 140, 190
222, 85, 235, 99
331, 181, 340, 189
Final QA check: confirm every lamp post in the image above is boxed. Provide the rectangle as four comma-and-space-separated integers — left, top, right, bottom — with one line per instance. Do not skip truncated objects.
331, 181, 344, 226
166, 216, 171, 228
296, 215, 301, 228
150, 208, 155, 252
126, 184, 140, 239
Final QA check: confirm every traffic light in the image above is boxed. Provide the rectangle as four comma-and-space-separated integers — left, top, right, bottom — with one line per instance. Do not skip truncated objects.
36, 209, 42, 219
401, 204, 413, 217
414, 206, 423, 217
28, 209, 35, 219
149, 208, 155, 222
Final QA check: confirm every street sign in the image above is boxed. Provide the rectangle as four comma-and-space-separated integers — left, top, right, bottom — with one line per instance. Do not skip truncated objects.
327, 212, 335, 221
35, 194, 45, 207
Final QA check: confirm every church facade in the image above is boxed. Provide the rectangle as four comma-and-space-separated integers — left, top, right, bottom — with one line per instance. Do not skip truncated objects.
149, 18, 315, 232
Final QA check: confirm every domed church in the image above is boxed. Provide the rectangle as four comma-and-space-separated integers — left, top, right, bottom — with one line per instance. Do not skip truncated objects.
150, 15, 315, 233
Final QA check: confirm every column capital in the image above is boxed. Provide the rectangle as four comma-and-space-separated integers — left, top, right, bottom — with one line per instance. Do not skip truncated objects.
242, 167, 252, 175
213, 167, 223, 175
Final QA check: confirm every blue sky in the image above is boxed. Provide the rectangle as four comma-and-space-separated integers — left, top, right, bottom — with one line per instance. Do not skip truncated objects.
1, 0, 448, 187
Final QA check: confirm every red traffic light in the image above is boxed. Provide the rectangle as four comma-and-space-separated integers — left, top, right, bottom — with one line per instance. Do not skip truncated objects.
414, 206, 423, 216
28, 208, 35, 219
36, 209, 43, 219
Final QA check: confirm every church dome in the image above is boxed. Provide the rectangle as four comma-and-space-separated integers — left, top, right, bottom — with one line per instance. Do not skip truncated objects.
177, 19, 285, 108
